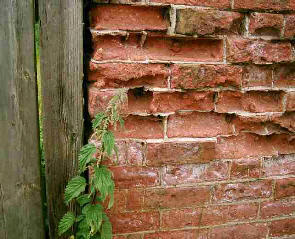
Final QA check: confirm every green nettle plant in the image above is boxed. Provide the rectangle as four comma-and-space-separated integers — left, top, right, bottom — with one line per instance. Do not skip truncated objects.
58, 90, 127, 239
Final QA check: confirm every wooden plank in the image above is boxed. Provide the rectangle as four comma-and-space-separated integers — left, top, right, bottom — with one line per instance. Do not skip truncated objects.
0, 1, 45, 239
38, 0, 84, 238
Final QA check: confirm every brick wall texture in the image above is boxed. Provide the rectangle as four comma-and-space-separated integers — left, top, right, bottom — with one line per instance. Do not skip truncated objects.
87, 1, 295, 238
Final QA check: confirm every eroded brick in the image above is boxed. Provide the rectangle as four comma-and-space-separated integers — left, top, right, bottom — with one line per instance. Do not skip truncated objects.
171, 64, 242, 89
161, 208, 201, 229
176, 9, 243, 36
146, 141, 216, 166
227, 37, 292, 63
144, 187, 210, 209
273, 64, 295, 88
249, 12, 283, 37
167, 112, 234, 138
234, 0, 295, 11
88, 63, 169, 89
275, 178, 295, 199
261, 200, 295, 218
92, 34, 223, 62
150, 0, 230, 8
242, 65, 273, 88
231, 158, 261, 179
269, 218, 295, 237
110, 211, 160, 234
216, 91, 285, 113
285, 14, 295, 38
113, 115, 164, 139
90, 5, 168, 31
162, 162, 229, 186
110, 166, 160, 189
213, 180, 273, 202
210, 223, 268, 239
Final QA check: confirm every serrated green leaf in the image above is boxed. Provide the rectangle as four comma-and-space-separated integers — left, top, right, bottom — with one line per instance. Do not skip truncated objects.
100, 213, 112, 239
77, 194, 91, 206
76, 214, 85, 222
77, 218, 90, 239
79, 144, 97, 173
65, 176, 86, 204
92, 112, 107, 130
91, 166, 115, 206
84, 204, 103, 235
58, 212, 75, 236
102, 131, 115, 157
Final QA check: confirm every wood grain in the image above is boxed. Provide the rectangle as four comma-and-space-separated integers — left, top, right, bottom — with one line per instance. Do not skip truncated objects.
0, 1, 45, 238
38, 0, 84, 238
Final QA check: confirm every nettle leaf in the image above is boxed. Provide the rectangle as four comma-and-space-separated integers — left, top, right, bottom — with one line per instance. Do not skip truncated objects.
92, 112, 107, 130
84, 204, 104, 235
79, 144, 97, 173
65, 176, 86, 204
77, 194, 91, 207
92, 166, 115, 208
102, 131, 115, 157
58, 212, 75, 236
100, 213, 112, 239
77, 218, 90, 239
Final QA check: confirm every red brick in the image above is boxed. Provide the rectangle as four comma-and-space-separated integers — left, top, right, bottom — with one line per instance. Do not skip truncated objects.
99, 140, 145, 166
226, 37, 292, 63
261, 200, 295, 218
167, 112, 234, 138
150, 91, 214, 113
285, 15, 295, 38
234, 0, 295, 11
146, 141, 216, 166
162, 161, 229, 186
249, 12, 283, 37
275, 178, 295, 199
269, 218, 295, 237
232, 116, 267, 135
150, 0, 230, 8
126, 235, 143, 239
113, 236, 125, 239
242, 65, 273, 88
105, 190, 126, 214
216, 133, 277, 159
113, 115, 164, 139
90, 5, 168, 31
231, 158, 261, 179
176, 9, 243, 36
171, 64, 242, 89
213, 180, 273, 202
271, 134, 295, 155
262, 154, 295, 176
144, 230, 199, 239
271, 112, 295, 133
88, 88, 128, 118
286, 92, 295, 111
92, 34, 223, 62
210, 223, 268, 239
161, 208, 201, 229
273, 64, 295, 88
144, 187, 210, 209
110, 211, 160, 234
216, 91, 285, 113
126, 189, 144, 211
110, 166, 160, 189
201, 203, 258, 226
88, 63, 169, 89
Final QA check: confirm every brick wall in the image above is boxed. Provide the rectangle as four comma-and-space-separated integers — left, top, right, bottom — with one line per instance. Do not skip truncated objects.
87, 1, 295, 238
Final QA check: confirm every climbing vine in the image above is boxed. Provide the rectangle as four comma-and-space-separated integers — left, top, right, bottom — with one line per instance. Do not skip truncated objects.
58, 90, 127, 239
